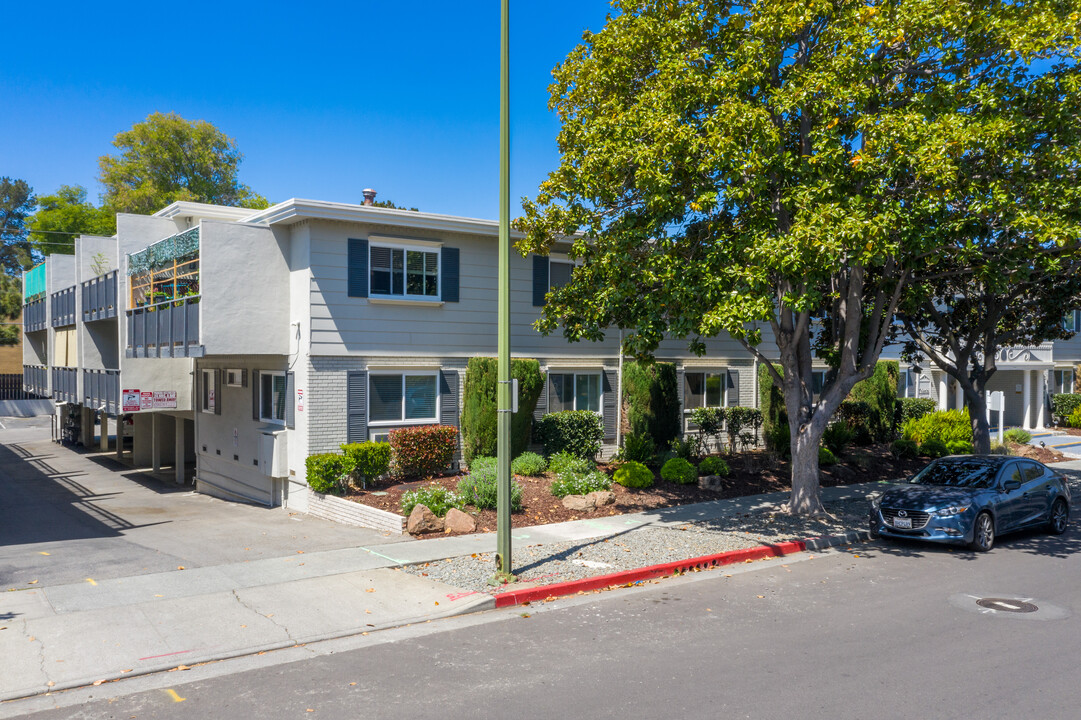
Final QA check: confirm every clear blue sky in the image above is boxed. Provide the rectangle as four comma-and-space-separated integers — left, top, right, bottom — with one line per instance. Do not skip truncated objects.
1, 1, 613, 220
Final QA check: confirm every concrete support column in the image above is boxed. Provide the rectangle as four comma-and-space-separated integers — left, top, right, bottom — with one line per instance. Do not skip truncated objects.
1035, 370, 1047, 430
174, 418, 186, 485
116, 415, 125, 461
938, 374, 948, 411
1022, 369, 1033, 430
80, 407, 94, 448
99, 412, 109, 451
955, 382, 964, 411
151, 414, 161, 474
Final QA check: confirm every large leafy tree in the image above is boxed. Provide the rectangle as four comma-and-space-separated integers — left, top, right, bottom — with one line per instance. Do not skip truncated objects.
1, 176, 36, 276
517, 0, 1080, 514
99, 112, 269, 214
28, 185, 117, 255
898, 62, 1081, 453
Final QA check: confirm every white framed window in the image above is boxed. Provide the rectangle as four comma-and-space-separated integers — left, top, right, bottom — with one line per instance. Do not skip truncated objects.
226, 368, 246, 387
1064, 312, 1078, 333
370, 243, 439, 300
1054, 368, 1075, 395
684, 371, 726, 409
201, 369, 216, 414
368, 372, 439, 425
900, 369, 920, 398
260, 371, 287, 424
549, 258, 574, 290
549, 372, 601, 413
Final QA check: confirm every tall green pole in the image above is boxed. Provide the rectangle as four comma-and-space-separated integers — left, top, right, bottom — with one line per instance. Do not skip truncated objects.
494, 0, 513, 580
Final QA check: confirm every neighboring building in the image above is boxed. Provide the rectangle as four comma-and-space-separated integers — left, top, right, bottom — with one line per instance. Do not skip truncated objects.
20, 195, 1080, 511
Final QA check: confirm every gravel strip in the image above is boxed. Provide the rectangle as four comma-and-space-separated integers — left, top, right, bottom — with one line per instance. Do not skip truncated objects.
402, 497, 873, 594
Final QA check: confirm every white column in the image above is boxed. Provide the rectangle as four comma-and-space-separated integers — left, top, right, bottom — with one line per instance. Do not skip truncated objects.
955, 382, 964, 411
938, 373, 948, 411
1035, 370, 1046, 430
1022, 369, 1032, 430
152, 414, 161, 473
99, 412, 109, 451
174, 418, 186, 485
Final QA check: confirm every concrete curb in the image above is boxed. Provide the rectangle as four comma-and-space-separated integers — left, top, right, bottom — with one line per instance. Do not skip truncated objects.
492, 530, 871, 608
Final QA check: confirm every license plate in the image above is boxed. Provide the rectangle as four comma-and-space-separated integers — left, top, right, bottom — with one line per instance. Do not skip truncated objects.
893, 517, 912, 529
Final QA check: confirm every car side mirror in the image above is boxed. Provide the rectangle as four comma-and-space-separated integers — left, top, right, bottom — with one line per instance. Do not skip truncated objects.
1003, 479, 1021, 492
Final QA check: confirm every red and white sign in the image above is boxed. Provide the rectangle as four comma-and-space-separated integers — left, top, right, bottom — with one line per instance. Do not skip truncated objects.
122, 389, 141, 413
297, 388, 304, 412
153, 391, 177, 409
140, 392, 153, 410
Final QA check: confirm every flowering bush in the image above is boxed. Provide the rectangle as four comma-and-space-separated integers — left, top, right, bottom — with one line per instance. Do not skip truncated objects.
550, 470, 612, 498
456, 464, 523, 510
389, 424, 459, 479
400, 484, 464, 517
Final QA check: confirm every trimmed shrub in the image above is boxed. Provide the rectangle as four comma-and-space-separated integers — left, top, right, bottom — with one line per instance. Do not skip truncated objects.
661, 457, 697, 485
511, 452, 547, 476
1003, 428, 1032, 445
340, 441, 392, 487
890, 438, 919, 459
613, 461, 654, 488
822, 422, 855, 455
620, 432, 656, 464
306, 453, 348, 495
1069, 405, 1081, 429
698, 456, 730, 477
536, 410, 604, 458
766, 421, 791, 456
456, 465, 523, 511
460, 357, 545, 463
990, 441, 1011, 455
550, 470, 612, 498
946, 440, 974, 455
1052, 393, 1081, 421
389, 424, 459, 479
819, 447, 838, 466
548, 451, 596, 476
622, 360, 681, 449
725, 406, 763, 452
902, 409, 973, 446
401, 484, 464, 517
919, 438, 950, 458
899, 397, 937, 424
846, 361, 899, 441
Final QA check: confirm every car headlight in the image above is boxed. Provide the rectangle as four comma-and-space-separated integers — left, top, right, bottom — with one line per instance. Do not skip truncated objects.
933, 505, 969, 517
870, 494, 882, 510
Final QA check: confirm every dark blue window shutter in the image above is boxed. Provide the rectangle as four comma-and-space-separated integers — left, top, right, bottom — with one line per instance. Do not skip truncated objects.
727, 369, 740, 407
252, 370, 260, 420
441, 247, 460, 303
440, 370, 459, 427
347, 371, 368, 443
348, 238, 369, 298
213, 369, 222, 416
676, 367, 686, 434
603, 369, 618, 440
285, 372, 295, 428
532, 255, 549, 306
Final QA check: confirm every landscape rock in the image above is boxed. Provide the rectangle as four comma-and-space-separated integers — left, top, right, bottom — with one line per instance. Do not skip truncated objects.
698, 475, 726, 492
407, 504, 444, 534
562, 494, 596, 511
444, 508, 477, 533
587, 490, 616, 507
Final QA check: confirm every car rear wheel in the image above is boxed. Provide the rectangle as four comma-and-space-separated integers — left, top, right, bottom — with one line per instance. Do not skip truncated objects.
970, 512, 995, 552
1048, 499, 1069, 536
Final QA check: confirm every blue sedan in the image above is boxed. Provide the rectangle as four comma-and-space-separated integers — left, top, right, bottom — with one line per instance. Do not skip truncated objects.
870, 455, 1071, 552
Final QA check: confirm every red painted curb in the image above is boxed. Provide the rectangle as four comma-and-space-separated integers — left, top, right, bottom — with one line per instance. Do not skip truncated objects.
492, 539, 808, 608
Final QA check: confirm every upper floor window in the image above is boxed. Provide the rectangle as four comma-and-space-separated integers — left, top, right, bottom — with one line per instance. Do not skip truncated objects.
549, 372, 601, 413
684, 371, 725, 409
1064, 311, 1079, 333
371, 244, 439, 299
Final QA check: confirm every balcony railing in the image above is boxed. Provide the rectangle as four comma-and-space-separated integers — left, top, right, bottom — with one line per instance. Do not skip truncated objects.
52, 366, 78, 404
126, 296, 202, 358
83, 368, 120, 414
22, 365, 48, 397
82, 271, 119, 322
23, 298, 46, 332
50, 286, 76, 327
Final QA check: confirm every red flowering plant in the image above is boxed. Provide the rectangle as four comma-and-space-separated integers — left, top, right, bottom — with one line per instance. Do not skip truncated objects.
388, 424, 459, 479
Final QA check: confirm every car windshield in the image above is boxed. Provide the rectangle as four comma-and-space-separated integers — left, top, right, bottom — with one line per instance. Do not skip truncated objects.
906, 459, 1000, 489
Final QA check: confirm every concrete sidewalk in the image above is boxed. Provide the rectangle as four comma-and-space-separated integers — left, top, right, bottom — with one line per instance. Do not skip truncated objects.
0, 478, 885, 703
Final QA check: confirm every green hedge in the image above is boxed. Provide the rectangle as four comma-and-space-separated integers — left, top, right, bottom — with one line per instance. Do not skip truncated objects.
1052, 393, 1081, 419
899, 397, 937, 424
758, 363, 786, 439
536, 411, 604, 458
340, 442, 392, 486
846, 361, 899, 442
622, 360, 681, 449
460, 357, 545, 464
306, 453, 348, 495
660, 457, 697, 484
902, 409, 973, 446
614, 461, 654, 488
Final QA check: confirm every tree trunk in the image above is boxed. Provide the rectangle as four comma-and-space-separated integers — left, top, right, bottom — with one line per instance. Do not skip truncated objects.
967, 391, 992, 455
789, 423, 826, 515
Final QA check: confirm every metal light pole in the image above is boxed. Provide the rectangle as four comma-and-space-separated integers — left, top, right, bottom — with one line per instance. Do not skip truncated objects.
493, 0, 514, 583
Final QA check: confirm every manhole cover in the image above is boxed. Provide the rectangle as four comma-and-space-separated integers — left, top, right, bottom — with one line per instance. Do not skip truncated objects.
976, 598, 1038, 613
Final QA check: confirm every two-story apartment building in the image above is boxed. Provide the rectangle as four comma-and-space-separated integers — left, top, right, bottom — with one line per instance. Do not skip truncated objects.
22, 194, 1081, 512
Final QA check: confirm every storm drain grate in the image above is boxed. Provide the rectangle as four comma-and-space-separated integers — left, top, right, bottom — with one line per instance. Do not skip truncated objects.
976, 598, 1038, 613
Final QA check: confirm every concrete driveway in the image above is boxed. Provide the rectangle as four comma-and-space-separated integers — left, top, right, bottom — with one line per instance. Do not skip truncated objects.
0, 416, 407, 589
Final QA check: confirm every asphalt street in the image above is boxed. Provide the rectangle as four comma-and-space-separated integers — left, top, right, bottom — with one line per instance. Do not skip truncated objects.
13, 526, 1080, 720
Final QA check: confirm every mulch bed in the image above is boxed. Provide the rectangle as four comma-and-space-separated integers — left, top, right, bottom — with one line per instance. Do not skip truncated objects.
341, 444, 933, 536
